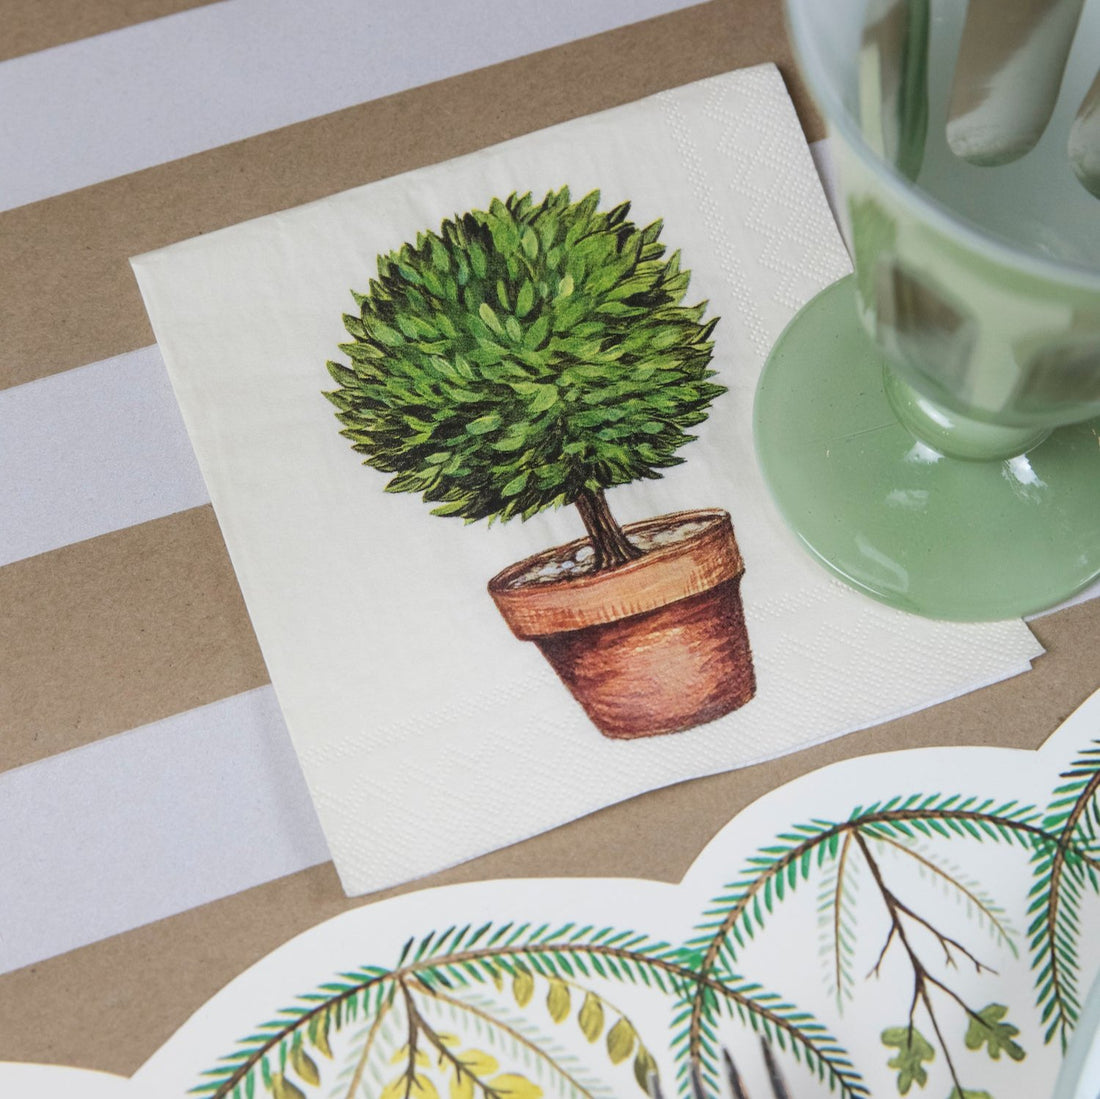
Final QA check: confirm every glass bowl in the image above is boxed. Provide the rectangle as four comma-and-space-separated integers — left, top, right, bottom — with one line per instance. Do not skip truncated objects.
755, 0, 1100, 619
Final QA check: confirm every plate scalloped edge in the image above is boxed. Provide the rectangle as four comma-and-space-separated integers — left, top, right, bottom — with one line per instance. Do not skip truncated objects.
10, 685, 1100, 1099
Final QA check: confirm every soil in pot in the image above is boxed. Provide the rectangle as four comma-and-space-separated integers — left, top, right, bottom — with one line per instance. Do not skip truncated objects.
488, 509, 755, 738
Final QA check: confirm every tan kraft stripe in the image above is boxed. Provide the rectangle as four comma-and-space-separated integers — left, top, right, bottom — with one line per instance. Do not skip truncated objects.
0, 0, 815, 389
2, 597, 1098, 1076
1, 0, 223, 63
0, 506, 268, 773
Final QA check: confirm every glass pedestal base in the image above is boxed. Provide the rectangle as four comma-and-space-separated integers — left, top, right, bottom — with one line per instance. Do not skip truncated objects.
754, 276, 1100, 621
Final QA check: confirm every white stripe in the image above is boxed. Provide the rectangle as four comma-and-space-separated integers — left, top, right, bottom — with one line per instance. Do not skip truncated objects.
0, 0, 700, 212
0, 687, 329, 975
0, 346, 209, 567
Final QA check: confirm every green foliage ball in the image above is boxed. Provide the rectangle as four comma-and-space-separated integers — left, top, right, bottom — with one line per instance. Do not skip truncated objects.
325, 187, 723, 523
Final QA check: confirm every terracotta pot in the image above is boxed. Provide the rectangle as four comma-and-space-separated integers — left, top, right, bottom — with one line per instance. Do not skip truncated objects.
487, 509, 755, 738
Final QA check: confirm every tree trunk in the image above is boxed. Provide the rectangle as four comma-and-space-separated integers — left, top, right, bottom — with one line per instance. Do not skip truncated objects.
575, 488, 643, 571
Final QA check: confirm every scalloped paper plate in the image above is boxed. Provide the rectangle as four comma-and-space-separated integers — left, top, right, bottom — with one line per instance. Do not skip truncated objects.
12, 686, 1100, 1099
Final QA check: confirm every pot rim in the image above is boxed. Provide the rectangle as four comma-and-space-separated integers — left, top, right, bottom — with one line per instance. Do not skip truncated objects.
488, 508, 745, 638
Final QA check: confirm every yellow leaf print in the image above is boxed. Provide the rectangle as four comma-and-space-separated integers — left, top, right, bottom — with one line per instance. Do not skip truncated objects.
578, 993, 604, 1042
606, 1017, 637, 1064
488, 1072, 543, 1099
454, 1048, 499, 1077
381, 1072, 441, 1099
512, 967, 535, 1008
547, 979, 570, 1023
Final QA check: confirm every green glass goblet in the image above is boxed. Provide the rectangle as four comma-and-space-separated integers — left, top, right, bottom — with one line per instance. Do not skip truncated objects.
756, 0, 1100, 620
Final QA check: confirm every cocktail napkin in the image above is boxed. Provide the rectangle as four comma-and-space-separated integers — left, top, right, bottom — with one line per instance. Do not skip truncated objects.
132, 66, 1042, 896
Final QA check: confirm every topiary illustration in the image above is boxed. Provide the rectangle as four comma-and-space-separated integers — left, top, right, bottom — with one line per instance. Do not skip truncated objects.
325, 187, 755, 738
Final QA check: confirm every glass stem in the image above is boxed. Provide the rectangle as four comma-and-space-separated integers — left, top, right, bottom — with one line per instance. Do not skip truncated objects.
882, 366, 1050, 460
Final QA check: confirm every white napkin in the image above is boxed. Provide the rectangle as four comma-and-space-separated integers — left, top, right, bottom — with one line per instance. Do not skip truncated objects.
132, 66, 1042, 896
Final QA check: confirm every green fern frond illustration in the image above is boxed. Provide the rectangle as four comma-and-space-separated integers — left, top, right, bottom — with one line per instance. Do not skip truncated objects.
851, 795, 1045, 846
192, 965, 395, 1099
1028, 742, 1100, 1049
684, 798, 1043, 985
683, 818, 841, 968
670, 976, 868, 1099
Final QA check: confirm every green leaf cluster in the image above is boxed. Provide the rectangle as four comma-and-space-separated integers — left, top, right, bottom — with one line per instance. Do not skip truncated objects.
963, 1004, 1025, 1063
882, 1025, 934, 1094
324, 187, 723, 524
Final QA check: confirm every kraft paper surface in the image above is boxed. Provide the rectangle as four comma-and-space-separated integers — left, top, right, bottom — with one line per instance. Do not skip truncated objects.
1, 0, 1097, 1082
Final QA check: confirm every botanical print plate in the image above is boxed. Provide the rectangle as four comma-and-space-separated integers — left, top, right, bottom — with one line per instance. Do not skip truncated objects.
11, 686, 1100, 1099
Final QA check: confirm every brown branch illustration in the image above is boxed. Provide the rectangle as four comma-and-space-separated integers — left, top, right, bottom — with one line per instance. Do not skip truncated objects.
856, 832, 997, 1096
917, 979, 963, 1092
885, 891, 992, 974
399, 978, 513, 1099
399, 981, 422, 1099
872, 833, 1017, 953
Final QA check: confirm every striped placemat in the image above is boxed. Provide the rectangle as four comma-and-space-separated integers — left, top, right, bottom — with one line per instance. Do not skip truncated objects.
3, 0, 1095, 1081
